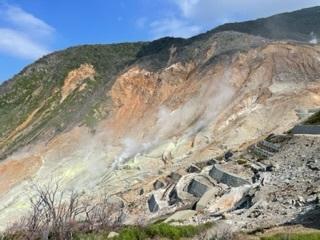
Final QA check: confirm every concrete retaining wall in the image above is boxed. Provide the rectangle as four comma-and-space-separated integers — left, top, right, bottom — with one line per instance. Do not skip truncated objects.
209, 164, 251, 187
295, 108, 320, 120
291, 125, 320, 135
259, 140, 280, 152
252, 145, 274, 158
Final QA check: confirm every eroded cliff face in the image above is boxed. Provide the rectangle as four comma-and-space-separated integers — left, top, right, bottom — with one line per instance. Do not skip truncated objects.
61, 63, 95, 102
0, 32, 320, 228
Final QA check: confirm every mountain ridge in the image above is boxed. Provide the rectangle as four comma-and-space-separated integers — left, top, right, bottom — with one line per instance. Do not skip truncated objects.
210, 5, 320, 41
2, 5, 320, 88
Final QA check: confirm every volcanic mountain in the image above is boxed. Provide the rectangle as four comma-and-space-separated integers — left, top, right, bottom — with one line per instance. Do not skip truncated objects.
0, 6, 320, 231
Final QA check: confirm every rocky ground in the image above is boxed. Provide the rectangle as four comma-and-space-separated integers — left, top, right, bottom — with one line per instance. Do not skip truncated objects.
232, 135, 320, 231
114, 134, 320, 235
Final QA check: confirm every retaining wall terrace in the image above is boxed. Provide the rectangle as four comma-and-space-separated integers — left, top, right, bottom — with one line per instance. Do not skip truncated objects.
209, 164, 251, 187
291, 125, 320, 135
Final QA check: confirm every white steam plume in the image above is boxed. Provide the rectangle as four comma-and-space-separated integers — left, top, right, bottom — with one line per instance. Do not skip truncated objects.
310, 32, 318, 44
111, 69, 235, 169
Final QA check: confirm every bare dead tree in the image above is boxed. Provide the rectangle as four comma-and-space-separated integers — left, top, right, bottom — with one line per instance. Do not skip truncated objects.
82, 194, 124, 231
10, 181, 85, 240
4, 182, 125, 240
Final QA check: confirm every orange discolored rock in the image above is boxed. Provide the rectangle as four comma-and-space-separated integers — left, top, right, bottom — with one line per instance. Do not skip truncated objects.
61, 63, 95, 102
0, 156, 42, 195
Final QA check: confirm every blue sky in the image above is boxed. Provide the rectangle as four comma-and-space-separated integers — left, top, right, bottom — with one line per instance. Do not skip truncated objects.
0, 0, 319, 82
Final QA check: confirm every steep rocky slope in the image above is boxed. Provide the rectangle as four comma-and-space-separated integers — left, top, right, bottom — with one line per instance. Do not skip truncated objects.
211, 6, 320, 42
0, 7, 320, 232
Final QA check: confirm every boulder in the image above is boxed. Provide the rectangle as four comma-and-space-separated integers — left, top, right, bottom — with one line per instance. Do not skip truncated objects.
224, 151, 233, 161
196, 188, 220, 211
168, 172, 182, 182
107, 232, 119, 238
164, 210, 197, 224
162, 150, 173, 162
266, 164, 274, 172
153, 180, 165, 190
161, 142, 176, 162
139, 188, 144, 195
106, 196, 125, 209
187, 179, 209, 198
148, 194, 159, 213
306, 195, 318, 203
297, 195, 305, 203
186, 164, 201, 173
207, 159, 217, 166
207, 185, 252, 214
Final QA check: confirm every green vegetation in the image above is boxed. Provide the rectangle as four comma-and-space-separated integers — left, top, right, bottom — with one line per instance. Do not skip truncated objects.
237, 159, 248, 165
74, 223, 212, 240
74, 231, 110, 240
304, 111, 320, 125
0, 43, 146, 159
261, 232, 320, 240
114, 223, 211, 240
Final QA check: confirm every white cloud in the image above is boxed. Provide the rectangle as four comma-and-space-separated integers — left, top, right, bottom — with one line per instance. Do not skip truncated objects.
0, 28, 49, 59
3, 5, 54, 36
150, 17, 201, 39
0, 3, 54, 60
147, 0, 320, 39
174, 0, 320, 25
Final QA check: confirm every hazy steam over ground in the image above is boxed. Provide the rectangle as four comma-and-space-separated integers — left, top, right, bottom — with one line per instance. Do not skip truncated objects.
111, 70, 235, 169
310, 32, 318, 44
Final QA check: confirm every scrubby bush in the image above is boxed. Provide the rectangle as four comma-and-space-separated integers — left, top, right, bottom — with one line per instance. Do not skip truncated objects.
3, 182, 123, 240
112, 223, 211, 240
261, 232, 320, 240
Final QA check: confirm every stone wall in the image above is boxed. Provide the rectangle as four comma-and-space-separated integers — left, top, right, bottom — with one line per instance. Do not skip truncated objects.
209, 164, 251, 187
295, 108, 320, 120
291, 125, 320, 135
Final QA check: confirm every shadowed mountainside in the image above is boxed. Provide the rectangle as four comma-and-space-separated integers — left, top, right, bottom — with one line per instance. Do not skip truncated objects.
211, 6, 320, 42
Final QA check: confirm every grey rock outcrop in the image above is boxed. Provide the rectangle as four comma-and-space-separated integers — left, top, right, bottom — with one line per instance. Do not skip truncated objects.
207, 185, 253, 214
164, 210, 197, 224
186, 164, 201, 173
196, 188, 220, 211
168, 172, 182, 183
106, 196, 125, 209
153, 180, 165, 190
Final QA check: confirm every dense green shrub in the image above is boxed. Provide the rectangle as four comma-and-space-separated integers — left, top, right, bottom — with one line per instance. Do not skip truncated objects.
74, 223, 212, 240
304, 111, 320, 125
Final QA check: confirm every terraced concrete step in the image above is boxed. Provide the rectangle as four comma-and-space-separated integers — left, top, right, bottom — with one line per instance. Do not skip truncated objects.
209, 164, 251, 187
251, 144, 274, 158
291, 125, 320, 135
258, 140, 280, 152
